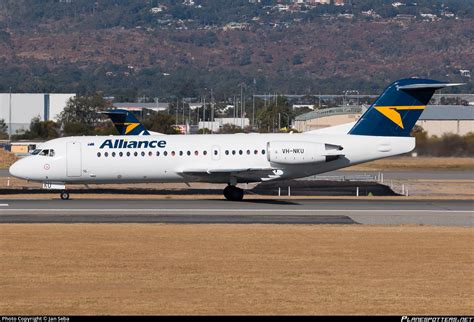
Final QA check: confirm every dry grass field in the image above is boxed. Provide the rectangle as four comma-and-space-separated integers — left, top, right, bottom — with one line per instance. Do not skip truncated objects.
0, 149, 18, 169
0, 224, 472, 315
347, 157, 474, 171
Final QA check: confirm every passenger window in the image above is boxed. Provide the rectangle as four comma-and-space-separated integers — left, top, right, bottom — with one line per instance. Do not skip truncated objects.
203, 151, 207, 156
105, 152, 109, 157
156, 151, 160, 157
179, 151, 183, 156
232, 150, 236, 155
134, 152, 138, 157
148, 151, 152, 156
119, 152, 123, 157
225, 150, 229, 155
254, 150, 258, 155
187, 151, 191, 156
164, 151, 168, 156
194, 151, 198, 156
171, 151, 176, 156
141, 151, 145, 157
127, 152, 131, 157
214, 150, 218, 156
261, 149, 266, 155
247, 150, 250, 155
239, 150, 243, 155
112, 152, 116, 157
97, 152, 101, 157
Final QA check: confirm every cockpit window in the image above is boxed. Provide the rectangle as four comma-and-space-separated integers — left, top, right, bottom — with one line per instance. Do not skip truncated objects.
31, 149, 42, 155
37, 149, 55, 157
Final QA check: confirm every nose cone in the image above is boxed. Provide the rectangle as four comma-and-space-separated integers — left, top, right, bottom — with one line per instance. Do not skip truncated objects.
9, 159, 26, 179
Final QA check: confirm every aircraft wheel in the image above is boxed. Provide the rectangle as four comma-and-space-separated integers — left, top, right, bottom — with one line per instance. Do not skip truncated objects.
224, 185, 244, 201
60, 191, 70, 200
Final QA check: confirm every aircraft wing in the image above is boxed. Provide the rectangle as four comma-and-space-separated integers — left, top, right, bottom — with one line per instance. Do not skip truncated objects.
180, 167, 279, 182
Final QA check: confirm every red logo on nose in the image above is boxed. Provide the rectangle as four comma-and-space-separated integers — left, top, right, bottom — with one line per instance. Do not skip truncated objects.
44, 164, 50, 170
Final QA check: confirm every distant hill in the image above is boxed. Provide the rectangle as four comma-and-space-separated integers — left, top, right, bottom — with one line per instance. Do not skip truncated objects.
0, 0, 472, 99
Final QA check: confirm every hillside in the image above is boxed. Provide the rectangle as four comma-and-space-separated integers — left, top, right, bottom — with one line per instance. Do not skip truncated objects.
0, 1, 472, 99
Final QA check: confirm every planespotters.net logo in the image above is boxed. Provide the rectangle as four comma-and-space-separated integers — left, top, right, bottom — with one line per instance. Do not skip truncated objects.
402, 317, 473, 322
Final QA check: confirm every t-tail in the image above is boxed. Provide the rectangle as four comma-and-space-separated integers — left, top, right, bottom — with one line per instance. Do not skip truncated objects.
348, 78, 464, 137
103, 109, 150, 135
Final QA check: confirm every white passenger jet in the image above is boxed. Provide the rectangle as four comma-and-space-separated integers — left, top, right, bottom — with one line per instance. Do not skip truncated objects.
9, 78, 462, 201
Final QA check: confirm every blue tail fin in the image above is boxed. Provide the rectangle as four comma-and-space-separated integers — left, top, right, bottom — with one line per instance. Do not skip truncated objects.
349, 78, 463, 137
103, 109, 150, 135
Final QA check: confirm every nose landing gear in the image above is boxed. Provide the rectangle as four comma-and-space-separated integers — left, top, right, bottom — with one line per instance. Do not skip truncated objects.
60, 191, 70, 200
223, 185, 244, 201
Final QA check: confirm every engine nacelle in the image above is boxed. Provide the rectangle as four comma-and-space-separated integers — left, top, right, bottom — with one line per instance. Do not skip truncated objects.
267, 141, 328, 164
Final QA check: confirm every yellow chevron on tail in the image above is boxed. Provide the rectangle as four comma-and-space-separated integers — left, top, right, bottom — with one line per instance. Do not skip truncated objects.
124, 123, 140, 134
374, 105, 426, 129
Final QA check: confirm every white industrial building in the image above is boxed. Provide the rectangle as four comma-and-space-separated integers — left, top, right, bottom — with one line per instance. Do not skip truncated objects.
199, 118, 250, 132
0, 93, 75, 134
113, 102, 169, 113
294, 105, 474, 136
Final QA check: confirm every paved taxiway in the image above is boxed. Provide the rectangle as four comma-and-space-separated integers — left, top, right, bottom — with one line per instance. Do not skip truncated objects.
2, 169, 473, 180
0, 199, 472, 226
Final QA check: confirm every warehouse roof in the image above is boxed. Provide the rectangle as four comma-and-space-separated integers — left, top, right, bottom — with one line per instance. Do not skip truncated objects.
113, 102, 169, 111
294, 106, 364, 121
294, 105, 474, 121
419, 105, 474, 120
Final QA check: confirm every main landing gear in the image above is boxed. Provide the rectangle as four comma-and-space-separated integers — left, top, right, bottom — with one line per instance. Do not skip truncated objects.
223, 185, 244, 201
60, 190, 70, 200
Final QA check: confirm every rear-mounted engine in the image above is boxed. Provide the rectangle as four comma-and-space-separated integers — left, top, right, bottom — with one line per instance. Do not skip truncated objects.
267, 141, 343, 165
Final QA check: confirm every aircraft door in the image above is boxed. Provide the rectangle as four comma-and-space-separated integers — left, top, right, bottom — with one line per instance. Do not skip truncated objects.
66, 142, 82, 177
211, 146, 220, 161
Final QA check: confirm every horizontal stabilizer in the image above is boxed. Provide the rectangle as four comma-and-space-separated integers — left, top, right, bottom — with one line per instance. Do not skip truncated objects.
397, 83, 465, 90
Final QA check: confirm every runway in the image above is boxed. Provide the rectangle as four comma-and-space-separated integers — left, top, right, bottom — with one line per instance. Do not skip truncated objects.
1, 169, 473, 180
0, 199, 472, 226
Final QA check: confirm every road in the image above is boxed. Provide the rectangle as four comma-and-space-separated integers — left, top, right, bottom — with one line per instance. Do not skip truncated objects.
0, 199, 472, 226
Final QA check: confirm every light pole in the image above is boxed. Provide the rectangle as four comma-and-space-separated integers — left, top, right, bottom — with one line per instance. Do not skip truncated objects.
238, 82, 246, 129
210, 88, 214, 133
202, 89, 207, 132
240, 83, 243, 129
175, 98, 178, 126
8, 87, 12, 142
252, 78, 256, 129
